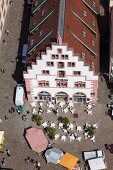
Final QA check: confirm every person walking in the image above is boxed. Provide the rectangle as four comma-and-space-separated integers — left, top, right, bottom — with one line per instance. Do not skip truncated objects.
5, 29, 11, 35
5, 149, 11, 158
1, 158, 6, 166
5, 116, 8, 121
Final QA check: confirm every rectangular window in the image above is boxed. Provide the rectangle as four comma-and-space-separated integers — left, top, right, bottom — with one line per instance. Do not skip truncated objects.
57, 80, 67, 88
52, 55, 58, 59
81, 52, 86, 58
39, 30, 43, 36
74, 82, 86, 88
92, 20, 96, 26
92, 1, 96, 7
58, 71, 65, 77
91, 40, 95, 47
73, 71, 81, 76
42, 70, 49, 75
61, 55, 68, 60
47, 62, 54, 66
68, 62, 75, 67
38, 81, 49, 87
42, 9, 45, 16
91, 62, 95, 68
58, 62, 64, 68
82, 31, 86, 37
83, 11, 87, 16
58, 49, 62, 53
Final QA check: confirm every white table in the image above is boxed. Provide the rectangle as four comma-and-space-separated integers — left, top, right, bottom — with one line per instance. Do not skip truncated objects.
59, 101, 65, 107
55, 134, 60, 140
76, 126, 82, 132
50, 122, 55, 128
68, 102, 73, 107
47, 110, 51, 114
61, 136, 66, 141
63, 107, 68, 113
68, 123, 74, 130
42, 122, 47, 128
59, 123, 63, 128
76, 137, 81, 141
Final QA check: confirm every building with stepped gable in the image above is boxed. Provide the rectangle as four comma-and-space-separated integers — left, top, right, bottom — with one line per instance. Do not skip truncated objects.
23, 0, 100, 103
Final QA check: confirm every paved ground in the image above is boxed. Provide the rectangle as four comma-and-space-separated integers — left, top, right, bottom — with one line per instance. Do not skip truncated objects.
0, 1, 113, 170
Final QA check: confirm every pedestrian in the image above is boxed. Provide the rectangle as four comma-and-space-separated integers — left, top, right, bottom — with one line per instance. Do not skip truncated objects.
11, 107, 15, 112
0, 119, 3, 123
5, 149, 11, 158
26, 110, 30, 115
22, 115, 27, 122
1, 69, 5, 73
25, 157, 29, 163
36, 162, 41, 170
3, 39, 6, 44
5, 116, 8, 121
9, 1, 13, 5
1, 158, 6, 166
5, 29, 11, 35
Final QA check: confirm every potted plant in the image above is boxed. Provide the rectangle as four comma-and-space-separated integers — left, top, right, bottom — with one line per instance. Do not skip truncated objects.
46, 127, 56, 140
32, 114, 42, 126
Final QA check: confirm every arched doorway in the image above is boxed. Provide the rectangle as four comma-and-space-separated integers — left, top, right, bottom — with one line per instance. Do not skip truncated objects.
38, 91, 51, 101
55, 92, 68, 102
73, 92, 86, 103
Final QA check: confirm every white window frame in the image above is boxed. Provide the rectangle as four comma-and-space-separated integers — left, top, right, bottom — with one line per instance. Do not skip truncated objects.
82, 31, 86, 37
83, 11, 87, 16
91, 40, 95, 47
81, 52, 86, 58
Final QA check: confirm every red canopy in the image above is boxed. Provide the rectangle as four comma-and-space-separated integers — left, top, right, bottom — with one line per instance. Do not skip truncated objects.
25, 128, 48, 153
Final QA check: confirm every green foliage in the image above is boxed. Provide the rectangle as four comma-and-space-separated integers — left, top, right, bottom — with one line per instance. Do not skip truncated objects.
32, 114, 42, 126
46, 127, 56, 140
58, 116, 70, 129
87, 124, 96, 137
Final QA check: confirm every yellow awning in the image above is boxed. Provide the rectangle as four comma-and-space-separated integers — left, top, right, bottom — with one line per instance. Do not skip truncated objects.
59, 152, 79, 170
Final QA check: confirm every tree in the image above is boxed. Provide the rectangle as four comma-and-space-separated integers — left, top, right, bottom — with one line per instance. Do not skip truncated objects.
87, 124, 96, 137
46, 127, 56, 140
58, 116, 70, 129
32, 115, 42, 126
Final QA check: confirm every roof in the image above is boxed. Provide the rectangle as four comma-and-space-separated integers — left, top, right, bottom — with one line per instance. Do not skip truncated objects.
25, 128, 48, 153
26, 0, 60, 63
63, 0, 99, 73
45, 148, 64, 164
26, 0, 99, 73
88, 157, 106, 170
59, 152, 79, 170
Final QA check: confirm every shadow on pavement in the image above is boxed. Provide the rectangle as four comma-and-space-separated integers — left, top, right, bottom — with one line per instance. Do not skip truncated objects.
12, 0, 31, 83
